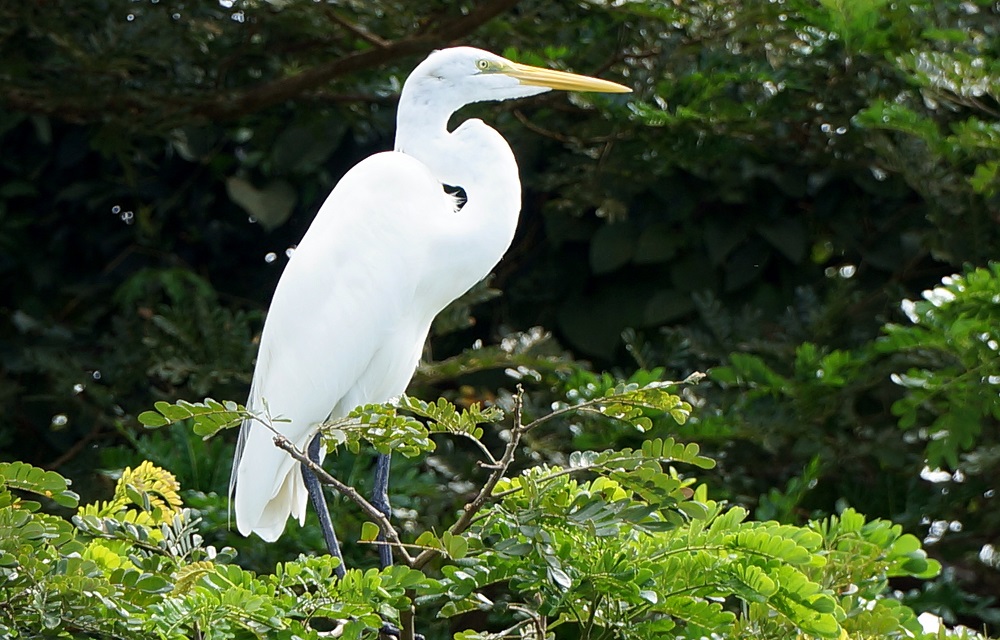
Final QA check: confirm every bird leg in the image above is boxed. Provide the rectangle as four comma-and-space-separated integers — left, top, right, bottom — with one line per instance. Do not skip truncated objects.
304, 445, 420, 638
371, 452, 393, 568
371, 456, 418, 638
302, 433, 347, 578
371, 454, 427, 639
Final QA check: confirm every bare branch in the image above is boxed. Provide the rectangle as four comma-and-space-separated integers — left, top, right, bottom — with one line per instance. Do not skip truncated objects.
2, 0, 525, 124
399, 604, 416, 640
199, 0, 524, 120
324, 8, 391, 48
413, 385, 525, 570
271, 434, 414, 566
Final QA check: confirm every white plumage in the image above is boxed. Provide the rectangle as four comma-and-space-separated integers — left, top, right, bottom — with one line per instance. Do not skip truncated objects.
231, 47, 629, 542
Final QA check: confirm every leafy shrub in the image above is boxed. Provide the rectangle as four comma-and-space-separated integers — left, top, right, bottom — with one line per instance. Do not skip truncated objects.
3, 383, 984, 639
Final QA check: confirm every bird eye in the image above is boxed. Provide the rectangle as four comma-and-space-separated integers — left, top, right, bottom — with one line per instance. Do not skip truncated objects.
476, 60, 490, 71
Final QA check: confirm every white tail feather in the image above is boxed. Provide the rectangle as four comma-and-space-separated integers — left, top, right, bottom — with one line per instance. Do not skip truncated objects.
231, 414, 312, 540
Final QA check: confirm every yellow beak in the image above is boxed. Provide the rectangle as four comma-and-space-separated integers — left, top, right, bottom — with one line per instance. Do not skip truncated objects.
504, 61, 631, 94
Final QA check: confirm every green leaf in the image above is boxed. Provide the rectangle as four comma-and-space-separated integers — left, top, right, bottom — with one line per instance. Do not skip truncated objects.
0, 461, 79, 508
546, 565, 572, 590
969, 160, 999, 196
360, 521, 380, 543
137, 411, 169, 428
854, 100, 941, 143
441, 532, 469, 560
139, 398, 248, 439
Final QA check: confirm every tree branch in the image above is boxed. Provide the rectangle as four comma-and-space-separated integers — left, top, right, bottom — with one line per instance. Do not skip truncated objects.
199, 0, 524, 120
412, 385, 525, 570
272, 434, 414, 566
2, 0, 524, 124
324, 8, 391, 49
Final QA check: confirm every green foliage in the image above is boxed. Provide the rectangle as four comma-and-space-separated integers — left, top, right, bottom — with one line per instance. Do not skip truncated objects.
878, 264, 1000, 468
3, 380, 991, 639
321, 395, 506, 459
432, 278, 504, 336
0, 459, 421, 639
424, 462, 948, 639
400, 395, 505, 439
415, 326, 574, 386
756, 455, 824, 523
668, 265, 1000, 629
72, 389, 983, 638
0, 460, 80, 509
702, 263, 1000, 515
77, 459, 183, 519
118, 269, 261, 397
139, 397, 247, 438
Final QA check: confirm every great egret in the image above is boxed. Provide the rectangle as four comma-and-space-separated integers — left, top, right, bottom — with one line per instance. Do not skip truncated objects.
231, 47, 629, 569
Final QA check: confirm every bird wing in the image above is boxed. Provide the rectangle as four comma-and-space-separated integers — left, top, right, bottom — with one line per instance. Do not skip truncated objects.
232, 151, 455, 540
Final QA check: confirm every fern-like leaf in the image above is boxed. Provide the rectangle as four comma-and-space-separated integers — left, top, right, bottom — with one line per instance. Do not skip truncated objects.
138, 398, 246, 438
0, 461, 79, 508
398, 395, 504, 439
171, 560, 215, 595
119, 461, 183, 517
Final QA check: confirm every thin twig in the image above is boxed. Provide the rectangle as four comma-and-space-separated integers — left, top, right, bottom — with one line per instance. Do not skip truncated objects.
492, 619, 533, 639
583, 594, 602, 640
412, 385, 525, 570
439, 431, 498, 466
521, 374, 702, 435
512, 109, 577, 144
271, 434, 414, 566
512, 108, 624, 146
45, 421, 104, 469
200, 0, 524, 119
508, 604, 546, 639
488, 453, 636, 501
4, 0, 525, 123
325, 8, 391, 48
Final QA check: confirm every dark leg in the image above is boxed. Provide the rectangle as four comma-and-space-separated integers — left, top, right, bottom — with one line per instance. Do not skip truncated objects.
304, 443, 418, 638
371, 452, 393, 568
302, 434, 346, 578
372, 454, 423, 638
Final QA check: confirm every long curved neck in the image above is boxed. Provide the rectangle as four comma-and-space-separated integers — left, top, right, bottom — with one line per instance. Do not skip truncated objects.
395, 98, 522, 286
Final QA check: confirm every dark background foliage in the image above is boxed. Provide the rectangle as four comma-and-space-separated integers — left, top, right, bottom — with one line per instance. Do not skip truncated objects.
2, 0, 998, 633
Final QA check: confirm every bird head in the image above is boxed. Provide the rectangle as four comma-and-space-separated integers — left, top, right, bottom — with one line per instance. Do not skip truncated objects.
401, 47, 630, 112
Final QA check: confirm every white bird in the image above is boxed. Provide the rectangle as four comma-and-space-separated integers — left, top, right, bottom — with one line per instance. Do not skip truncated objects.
231, 47, 629, 564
